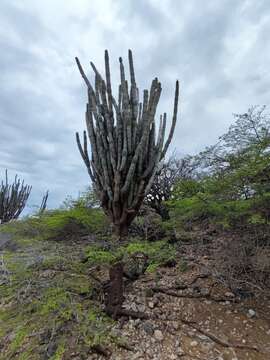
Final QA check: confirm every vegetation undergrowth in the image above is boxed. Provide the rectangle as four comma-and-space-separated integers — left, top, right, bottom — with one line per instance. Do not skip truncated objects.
0, 240, 114, 359
0, 209, 178, 359
85, 239, 177, 273
0, 207, 108, 242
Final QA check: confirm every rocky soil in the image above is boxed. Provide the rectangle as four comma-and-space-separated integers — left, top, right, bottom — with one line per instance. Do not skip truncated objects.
102, 256, 270, 360
1, 231, 270, 360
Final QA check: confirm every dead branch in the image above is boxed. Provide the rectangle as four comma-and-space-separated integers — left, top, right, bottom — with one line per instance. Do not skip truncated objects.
151, 286, 238, 303
180, 317, 263, 353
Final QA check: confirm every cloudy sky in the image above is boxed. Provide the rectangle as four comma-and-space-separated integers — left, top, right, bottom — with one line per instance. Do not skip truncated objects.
1, 0, 270, 212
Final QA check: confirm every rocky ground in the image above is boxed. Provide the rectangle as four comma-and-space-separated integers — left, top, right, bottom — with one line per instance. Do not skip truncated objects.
106, 262, 270, 360
1, 231, 270, 360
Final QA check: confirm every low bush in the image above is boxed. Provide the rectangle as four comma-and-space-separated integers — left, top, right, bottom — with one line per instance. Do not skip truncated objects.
85, 239, 177, 273
41, 207, 108, 241
129, 206, 166, 241
0, 207, 109, 242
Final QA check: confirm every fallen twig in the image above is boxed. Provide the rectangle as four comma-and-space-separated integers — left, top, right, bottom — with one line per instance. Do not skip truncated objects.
151, 286, 237, 303
180, 317, 264, 353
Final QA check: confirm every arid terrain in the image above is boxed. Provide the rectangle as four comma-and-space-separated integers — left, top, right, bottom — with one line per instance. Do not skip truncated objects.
1, 229, 269, 360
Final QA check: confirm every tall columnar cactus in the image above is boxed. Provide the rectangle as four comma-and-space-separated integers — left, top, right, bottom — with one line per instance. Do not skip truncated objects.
39, 190, 49, 215
76, 50, 179, 237
0, 170, 31, 224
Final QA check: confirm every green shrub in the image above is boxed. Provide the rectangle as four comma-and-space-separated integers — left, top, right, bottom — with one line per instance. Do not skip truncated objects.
84, 239, 177, 272
124, 240, 176, 271
86, 247, 118, 265
42, 208, 108, 238
0, 207, 109, 241
130, 206, 166, 241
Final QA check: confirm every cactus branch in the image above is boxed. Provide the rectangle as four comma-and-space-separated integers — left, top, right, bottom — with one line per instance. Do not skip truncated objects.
76, 50, 179, 238
0, 170, 31, 224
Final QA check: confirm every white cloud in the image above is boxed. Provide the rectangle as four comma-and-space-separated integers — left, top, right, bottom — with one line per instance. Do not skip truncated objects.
1, 0, 270, 212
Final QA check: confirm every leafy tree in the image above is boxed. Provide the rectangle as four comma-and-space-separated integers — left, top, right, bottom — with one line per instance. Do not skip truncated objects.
171, 106, 270, 228
63, 187, 100, 210
144, 155, 197, 219
196, 105, 270, 174
222, 105, 269, 150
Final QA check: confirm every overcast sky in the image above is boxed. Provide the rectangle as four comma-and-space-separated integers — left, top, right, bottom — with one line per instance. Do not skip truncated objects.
1, 0, 270, 212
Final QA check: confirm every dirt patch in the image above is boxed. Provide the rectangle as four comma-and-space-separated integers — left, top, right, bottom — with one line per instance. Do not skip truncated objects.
105, 260, 270, 360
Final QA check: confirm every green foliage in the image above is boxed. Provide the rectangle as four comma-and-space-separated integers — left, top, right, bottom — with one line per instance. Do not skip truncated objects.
130, 206, 166, 240
1, 207, 108, 241
169, 108, 270, 231
49, 343, 65, 360
9, 327, 28, 353
125, 240, 176, 271
85, 239, 177, 271
248, 213, 267, 225
0, 216, 46, 240
81, 309, 113, 347
62, 186, 100, 210
172, 179, 202, 200
170, 181, 269, 229
39, 288, 73, 320
146, 263, 159, 273
86, 247, 118, 265
0, 241, 113, 359
41, 207, 108, 238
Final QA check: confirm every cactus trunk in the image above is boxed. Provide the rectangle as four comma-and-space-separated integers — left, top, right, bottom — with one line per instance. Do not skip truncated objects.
76, 50, 179, 239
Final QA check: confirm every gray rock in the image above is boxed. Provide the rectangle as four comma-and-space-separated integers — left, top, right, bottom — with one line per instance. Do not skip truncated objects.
137, 304, 146, 313
247, 309, 256, 318
176, 347, 185, 356
172, 321, 180, 331
200, 288, 210, 296
142, 322, 154, 335
148, 301, 155, 309
154, 329, 164, 341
